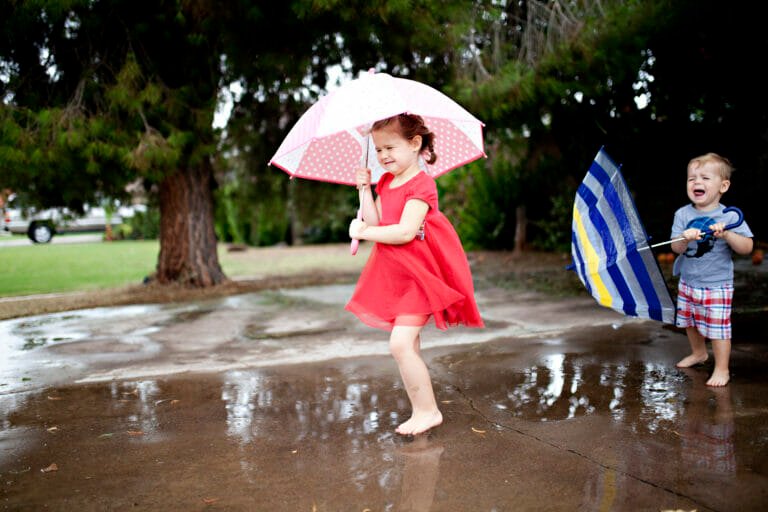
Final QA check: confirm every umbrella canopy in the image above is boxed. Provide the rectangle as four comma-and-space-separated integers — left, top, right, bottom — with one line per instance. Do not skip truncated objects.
570, 147, 676, 324
269, 70, 485, 185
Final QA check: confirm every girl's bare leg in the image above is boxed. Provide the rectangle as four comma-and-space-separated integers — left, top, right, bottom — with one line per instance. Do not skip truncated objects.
676, 326, 709, 368
389, 324, 443, 436
707, 339, 731, 387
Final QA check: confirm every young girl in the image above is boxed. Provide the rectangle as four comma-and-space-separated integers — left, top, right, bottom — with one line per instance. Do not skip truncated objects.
346, 113, 484, 436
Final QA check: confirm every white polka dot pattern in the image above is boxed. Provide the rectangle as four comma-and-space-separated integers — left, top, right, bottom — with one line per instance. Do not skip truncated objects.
269, 71, 485, 185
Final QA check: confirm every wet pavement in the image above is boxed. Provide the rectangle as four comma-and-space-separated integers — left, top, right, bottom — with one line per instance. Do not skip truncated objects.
1, 280, 767, 511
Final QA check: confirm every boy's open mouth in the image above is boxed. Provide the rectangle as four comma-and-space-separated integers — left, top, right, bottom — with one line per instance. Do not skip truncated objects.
693, 188, 705, 197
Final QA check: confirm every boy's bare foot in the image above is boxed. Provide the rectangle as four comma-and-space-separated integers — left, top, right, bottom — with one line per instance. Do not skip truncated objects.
706, 369, 730, 387
396, 410, 443, 436
676, 353, 708, 368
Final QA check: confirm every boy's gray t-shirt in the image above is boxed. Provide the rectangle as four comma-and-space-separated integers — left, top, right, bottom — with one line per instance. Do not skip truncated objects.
671, 204, 753, 287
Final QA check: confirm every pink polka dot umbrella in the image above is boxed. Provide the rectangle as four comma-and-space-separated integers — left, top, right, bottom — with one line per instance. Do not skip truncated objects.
270, 70, 485, 184
269, 69, 486, 253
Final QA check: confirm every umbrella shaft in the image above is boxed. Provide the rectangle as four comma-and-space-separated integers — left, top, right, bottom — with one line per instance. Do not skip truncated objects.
649, 237, 684, 249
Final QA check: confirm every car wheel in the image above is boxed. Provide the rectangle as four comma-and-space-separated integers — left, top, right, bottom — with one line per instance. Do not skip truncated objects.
28, 221, 55, 243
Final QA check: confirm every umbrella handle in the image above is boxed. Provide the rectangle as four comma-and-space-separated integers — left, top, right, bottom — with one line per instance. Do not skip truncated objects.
648, 206, 744, 249
350, 185, 365, 255
703, 206, 743, 235
350, 208, 361, 255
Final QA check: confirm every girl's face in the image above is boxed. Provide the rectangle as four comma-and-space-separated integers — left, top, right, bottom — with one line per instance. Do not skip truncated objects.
371, 127, 421, 176
686, 161, 730, 211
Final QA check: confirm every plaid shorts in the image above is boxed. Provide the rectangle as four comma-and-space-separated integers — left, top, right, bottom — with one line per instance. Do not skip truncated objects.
675, 280, 733, 340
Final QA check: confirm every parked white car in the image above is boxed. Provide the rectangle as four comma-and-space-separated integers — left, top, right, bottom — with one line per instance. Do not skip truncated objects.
2, 200, 144, 243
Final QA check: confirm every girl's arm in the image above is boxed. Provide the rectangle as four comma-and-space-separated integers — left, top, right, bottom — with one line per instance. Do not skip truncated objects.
358, 186, 380, 226
349, 199, 428, 245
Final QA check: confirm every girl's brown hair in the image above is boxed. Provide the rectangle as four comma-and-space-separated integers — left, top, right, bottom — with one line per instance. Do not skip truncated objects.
371, 114, 438, 165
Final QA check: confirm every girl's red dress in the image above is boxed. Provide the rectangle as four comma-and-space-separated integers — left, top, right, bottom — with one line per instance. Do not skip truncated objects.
345, 171, 484, 331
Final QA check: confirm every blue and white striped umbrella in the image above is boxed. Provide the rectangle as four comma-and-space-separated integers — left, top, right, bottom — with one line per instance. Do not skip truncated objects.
570, 148, 675, 324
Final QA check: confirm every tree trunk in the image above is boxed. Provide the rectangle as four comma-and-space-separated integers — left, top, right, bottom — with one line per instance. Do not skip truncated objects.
156, 161, 226, 286
514, 204, 527, 253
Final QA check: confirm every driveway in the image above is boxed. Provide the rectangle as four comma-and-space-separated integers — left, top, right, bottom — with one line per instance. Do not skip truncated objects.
1, 279, 766, 511
0, 233, 103, 247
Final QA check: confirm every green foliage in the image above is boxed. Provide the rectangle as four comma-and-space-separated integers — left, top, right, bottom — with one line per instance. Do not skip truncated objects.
529, 187, 575, 253
215, 181, 248, 245
441, 157, 517, 250
291, 179, 358, 244
213, 170, 357, 247
3, 0, 765, 257
123, 207, 161, 240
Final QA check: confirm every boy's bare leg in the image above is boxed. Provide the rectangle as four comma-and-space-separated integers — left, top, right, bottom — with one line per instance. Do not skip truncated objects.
676, 326, 709, 367
389, 325, 443, 436
707, 339, 731, 387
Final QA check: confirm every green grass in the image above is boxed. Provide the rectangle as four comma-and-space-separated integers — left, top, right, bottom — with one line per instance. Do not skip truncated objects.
0, 240, 369, 297
0, 240, 161, 297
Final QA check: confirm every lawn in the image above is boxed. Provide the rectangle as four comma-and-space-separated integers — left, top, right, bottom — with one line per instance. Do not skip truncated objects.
0, 240, 370, 297
0, 240, 160, 297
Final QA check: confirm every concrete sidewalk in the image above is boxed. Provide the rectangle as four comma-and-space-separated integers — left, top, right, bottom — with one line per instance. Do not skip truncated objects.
0, 233, 102, 246
1, 282, 766, 511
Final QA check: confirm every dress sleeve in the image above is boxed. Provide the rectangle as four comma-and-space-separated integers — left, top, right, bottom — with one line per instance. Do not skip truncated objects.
374, 172, 390, 198
404, 173, 438, 210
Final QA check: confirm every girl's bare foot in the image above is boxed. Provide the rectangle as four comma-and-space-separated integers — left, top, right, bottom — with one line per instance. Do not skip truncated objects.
396, 410, 443, 436
676, 353, 708, 368
706, 369, 730, 387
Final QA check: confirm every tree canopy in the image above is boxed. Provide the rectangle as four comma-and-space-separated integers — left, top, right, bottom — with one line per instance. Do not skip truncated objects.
448, 0, 766, 248
0, 0, 470, 285
1, 0, 764, 286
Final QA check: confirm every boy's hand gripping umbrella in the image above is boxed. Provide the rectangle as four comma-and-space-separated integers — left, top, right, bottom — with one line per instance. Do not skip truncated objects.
649, 206, 744, 248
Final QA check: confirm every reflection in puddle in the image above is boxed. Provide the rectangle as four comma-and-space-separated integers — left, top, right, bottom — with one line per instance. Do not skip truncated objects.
107, 380, 164, 439
222, 371, 270, 443
20, 335, 76, 351
679, 369, 736, 474
220, 369, 388, 447
485, 351, 691, 433
395, 436, 444, 511
0, 347, 765, 511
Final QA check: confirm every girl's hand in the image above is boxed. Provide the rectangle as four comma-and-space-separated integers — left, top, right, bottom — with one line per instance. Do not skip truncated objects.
355, 167, 371, 189
682, 227, 702, 242
349, 218, 367, 239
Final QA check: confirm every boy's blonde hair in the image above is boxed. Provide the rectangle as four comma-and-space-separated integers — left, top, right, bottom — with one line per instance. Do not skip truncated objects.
688, 152, 733, 180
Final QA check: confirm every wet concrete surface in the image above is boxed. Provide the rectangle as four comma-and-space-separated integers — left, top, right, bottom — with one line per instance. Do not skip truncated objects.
1, 281, 767, 511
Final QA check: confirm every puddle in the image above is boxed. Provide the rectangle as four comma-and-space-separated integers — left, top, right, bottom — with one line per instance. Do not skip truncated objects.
2, 345, 768, 511
0, 285, 634, 396
2, 260, 767, 509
